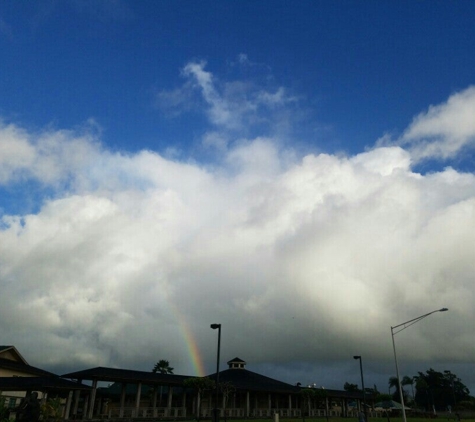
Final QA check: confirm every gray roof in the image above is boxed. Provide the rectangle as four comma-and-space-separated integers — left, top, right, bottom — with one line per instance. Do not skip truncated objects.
0, 358, 57, 377
0, 376, 91, 392
209, 368, 299, 393
62, 366, 193, 386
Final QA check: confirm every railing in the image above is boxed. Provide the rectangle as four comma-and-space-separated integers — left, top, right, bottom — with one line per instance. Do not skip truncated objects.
223, 408, 246, 417
250, 409, 300, 417
106, 407, 186, 418
102, 406, 382, 419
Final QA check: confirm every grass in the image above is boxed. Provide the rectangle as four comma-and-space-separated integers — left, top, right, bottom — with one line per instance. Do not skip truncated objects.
214, 419, 475, 422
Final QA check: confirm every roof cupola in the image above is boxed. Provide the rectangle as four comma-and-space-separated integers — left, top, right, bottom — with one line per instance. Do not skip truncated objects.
227, 357, 246, 369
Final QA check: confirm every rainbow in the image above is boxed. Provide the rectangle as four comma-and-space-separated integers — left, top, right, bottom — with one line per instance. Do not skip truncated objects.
171, 305, 206, 377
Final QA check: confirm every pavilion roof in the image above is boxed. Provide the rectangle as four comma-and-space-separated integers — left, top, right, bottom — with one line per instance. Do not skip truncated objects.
0, 376, 91, 392
62, 366, 193, 386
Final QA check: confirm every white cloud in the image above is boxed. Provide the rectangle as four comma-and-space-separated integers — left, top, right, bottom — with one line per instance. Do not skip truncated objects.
158, 60, 298, 147
0, 121, 101, 187
0, 123, 36, 183
397, 86, 475, 162
1, 114, 475, 380
2, 65, 475, 389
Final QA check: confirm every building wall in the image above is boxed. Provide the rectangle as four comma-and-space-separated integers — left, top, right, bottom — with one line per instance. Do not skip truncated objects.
0, 367, 40, 377
0, 350, 19, 362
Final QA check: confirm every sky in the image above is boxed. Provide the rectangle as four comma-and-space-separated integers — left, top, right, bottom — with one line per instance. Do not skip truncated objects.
1, 0, 475, 394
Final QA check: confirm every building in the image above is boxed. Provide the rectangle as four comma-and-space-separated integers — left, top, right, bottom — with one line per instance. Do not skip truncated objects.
1, 346, 369, 420
0, 345, 90, 419
62, 357, 368, 419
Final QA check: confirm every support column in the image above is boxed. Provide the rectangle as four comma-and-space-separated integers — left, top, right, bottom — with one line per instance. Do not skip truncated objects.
196, 392, 200, 418
87, 379, 97, 419
246, 390, 251, 418
182, 389, 187, 417
135, 382, 142, 416
246, 391, 250, 417
97, 398, 104, 417
152, 387, 158, 417
64, 391, 73, 420
167, 386, 173, 416
119, 383, 126, 418
72, 390, 80, 418
83, 396, 89, 420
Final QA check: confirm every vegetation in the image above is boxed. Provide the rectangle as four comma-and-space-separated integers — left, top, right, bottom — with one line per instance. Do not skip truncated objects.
343, 367, 473, 412
299, 388, 315, 422
152, 359, 174, 406
384, 368, 472, 411
0, 395, 10, 422
414, 369, 470, 410
344, 382, 360, 392
299, 388, 329, 422
186, 419, 475, 422
219, 381, 236, 420
152, 359, 174, 374
40, 397, 63, 422
183, 376, 216, 422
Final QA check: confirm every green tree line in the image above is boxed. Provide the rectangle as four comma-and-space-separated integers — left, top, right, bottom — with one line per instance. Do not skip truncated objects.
345, 368, 474, 411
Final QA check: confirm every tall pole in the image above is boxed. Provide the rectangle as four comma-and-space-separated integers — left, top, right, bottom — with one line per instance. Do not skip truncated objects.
354, 356, 367, 421
391, 329, 406, 422
211, 324, 221, 422
391, 308, 448, 422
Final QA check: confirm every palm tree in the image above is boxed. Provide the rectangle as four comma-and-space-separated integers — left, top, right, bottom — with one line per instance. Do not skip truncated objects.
152, 360, 174, 407
152, 360, 174, 374
388, 376, 399, 395
402, 376, 415, 401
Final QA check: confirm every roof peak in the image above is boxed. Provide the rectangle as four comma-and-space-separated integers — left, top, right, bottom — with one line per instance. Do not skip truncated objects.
227, 357, 246, 369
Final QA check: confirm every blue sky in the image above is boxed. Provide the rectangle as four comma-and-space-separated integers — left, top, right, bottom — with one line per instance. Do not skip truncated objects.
1, 1, 475, 393
2, 1, 475, 160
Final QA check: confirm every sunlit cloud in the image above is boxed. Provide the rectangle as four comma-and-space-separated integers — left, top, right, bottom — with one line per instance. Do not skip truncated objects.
388, 86, 475, 162
0, 63, 474, 384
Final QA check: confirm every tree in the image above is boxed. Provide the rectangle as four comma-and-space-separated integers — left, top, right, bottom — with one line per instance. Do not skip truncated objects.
376, 393, 392, 402
299, 389, 315, 422
402, 376, 415, 403
152, 360, 174, 407
219, 381, 236, 421
314, 389, 329, 422
0, 395, 10, 422
40, 398, 63, 422
388, 376, 399, 394
414, 369, 470, 411
388, 376, 409, 403
414, 376, 430, 410
344, 382, 360, 392
183, 377, 215, 421
152, 360, 174, 374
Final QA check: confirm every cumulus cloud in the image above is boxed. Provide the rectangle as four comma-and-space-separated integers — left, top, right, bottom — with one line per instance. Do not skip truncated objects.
392, 86, 475, 162
0, 121, 102, 187
1, 68, 475, 387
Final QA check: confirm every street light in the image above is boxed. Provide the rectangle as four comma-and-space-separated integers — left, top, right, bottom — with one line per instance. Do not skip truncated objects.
353, 356, 367, 421
391, 308, 448, 422
210, 323, 221, 422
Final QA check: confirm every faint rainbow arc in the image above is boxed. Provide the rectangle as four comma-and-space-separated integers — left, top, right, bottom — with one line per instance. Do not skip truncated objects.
170, 303, 206, 377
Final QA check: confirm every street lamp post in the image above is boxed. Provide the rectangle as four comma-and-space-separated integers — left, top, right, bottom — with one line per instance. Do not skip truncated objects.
353, 356, 367, 421
211, 324, 221, 422
391, 308, 448, 422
